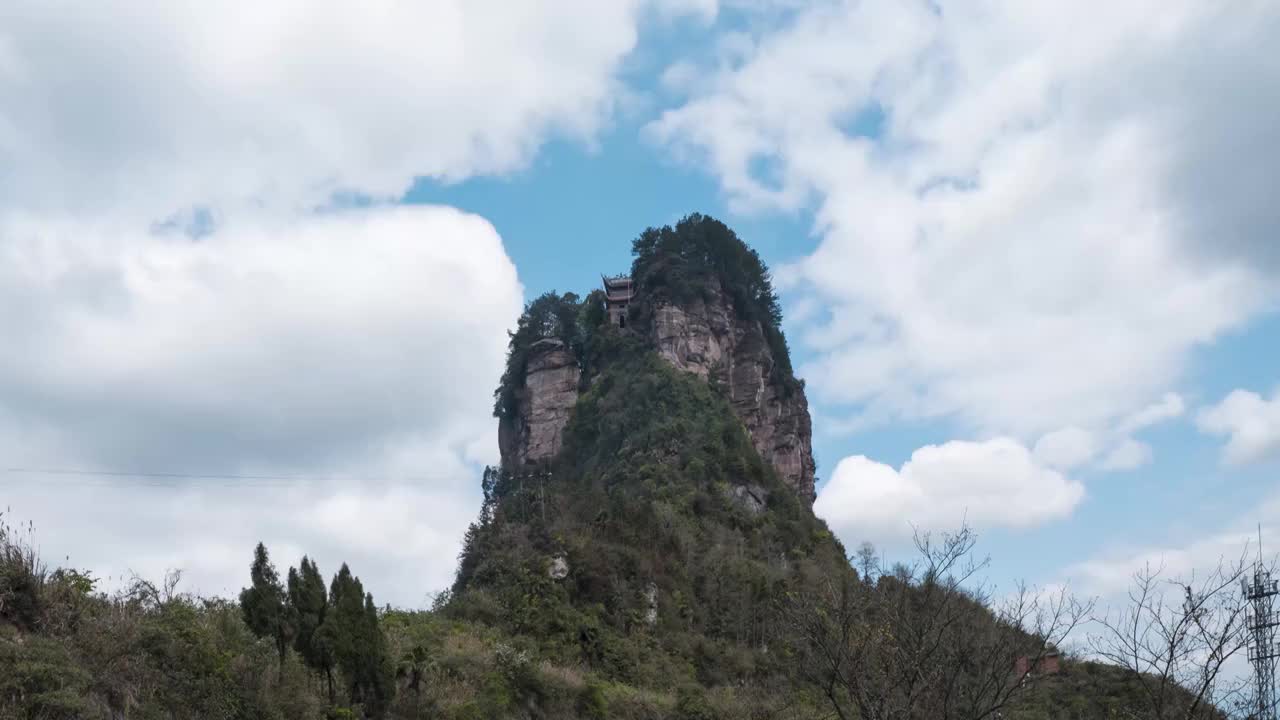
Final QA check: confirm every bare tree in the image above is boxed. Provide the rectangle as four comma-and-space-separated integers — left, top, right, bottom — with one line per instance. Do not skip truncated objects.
1089, 551, 1260, 720
856, 541, 881, 581
784, 525, 1089, 720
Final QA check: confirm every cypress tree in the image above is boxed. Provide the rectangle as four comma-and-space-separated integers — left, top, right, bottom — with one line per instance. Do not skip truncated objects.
287, 557, 330, 687
361, 592, 394, 717
321, 563, 394, 716
239, 542, 294, 680
328, 563, 368, 708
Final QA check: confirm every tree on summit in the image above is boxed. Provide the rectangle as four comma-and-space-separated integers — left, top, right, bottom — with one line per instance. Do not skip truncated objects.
494, 291, 585, 419
631, 213, 794, 379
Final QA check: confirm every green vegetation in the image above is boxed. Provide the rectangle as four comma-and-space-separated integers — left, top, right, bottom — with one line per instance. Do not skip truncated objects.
493, 291, 593, 420
457, 331, 846, 702
0, 214, 1242, 719
629, 213, 794, 382
495, 213, 800, 425
1004, 659, 1228, 720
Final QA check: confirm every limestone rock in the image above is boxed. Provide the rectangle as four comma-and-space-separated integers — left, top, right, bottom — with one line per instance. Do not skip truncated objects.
649, 281, 817, 504
548, 554, 569, 580
498, 338, 581, 468
729, 484, 769, 515
496, 278, 817, 506
642, 582, 658, 627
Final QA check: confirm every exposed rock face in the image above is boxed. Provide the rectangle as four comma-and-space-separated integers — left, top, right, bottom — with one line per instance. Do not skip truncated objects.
497, 282, 816, 505
498, 338, 581, 469
642, 582, 659, 627
649, 282, 817, 504
728, 484, 769, 515
548, 554, 569, 580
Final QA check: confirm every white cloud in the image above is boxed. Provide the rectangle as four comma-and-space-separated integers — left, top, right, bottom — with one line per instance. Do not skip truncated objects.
815, 438, 1084, 542
1118, 392, 1186, 435
1033, 426, 1098, 470
5, 465, 479, 609
1031, 395, 1181, 473
1065, 518, 1273, 599
650, 0, 1279, 439
0, 205, 522, 606
0, 0, 719, 605
1051, 492, 1276, 684
1197, 388, 1280, 466
0, 0, 714, 219
1099, 438, 1153, 471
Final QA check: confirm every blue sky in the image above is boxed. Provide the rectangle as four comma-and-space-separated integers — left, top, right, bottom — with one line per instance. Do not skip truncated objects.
410, 107, 1280, 593
2, 0, 1278, 608
402, 5, 1280, 594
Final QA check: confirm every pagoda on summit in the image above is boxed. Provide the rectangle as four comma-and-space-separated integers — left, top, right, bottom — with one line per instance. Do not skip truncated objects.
602, 274, 634, 328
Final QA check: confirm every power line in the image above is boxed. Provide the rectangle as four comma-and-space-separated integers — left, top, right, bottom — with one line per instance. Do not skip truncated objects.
3, 467, 460, 488
6, 467, 312, 482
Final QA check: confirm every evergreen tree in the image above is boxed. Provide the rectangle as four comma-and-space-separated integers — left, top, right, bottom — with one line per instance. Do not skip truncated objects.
361, 592, 394, 717
630, 213, 793, 378
239, 542, 294, 680
287, 556, 330, 687
327, 563, 363, 700
325, 563, 394, 716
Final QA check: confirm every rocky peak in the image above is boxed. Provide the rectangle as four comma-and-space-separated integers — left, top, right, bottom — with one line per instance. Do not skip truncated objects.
648, 279, 817, 504
494, 215, 817, 506
497, 337, 580, 469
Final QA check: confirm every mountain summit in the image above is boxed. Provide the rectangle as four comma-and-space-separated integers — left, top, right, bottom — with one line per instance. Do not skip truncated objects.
495, 213, 817, 503
454, 213, 847, 705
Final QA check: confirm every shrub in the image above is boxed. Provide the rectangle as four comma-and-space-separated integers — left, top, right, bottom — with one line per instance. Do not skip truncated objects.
675, 685, 717, 720
577, 679, 609, 720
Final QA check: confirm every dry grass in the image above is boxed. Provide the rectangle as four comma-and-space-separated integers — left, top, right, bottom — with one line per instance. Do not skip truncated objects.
0, 514, 48, 629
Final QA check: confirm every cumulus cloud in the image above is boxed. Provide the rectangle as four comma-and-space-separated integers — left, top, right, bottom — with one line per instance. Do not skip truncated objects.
1118, 392, 1186, 435
4, 463, 480, 609
650, 0, 1279, 439
0, 206, 518, 473
1197, 388, 1280, 466
0, 0, 714, 219
815, 438, 1084, 542
1033, 427, 1098, 470
1098, 438, 1153, 472
0, 206, 522, 605
1065, 518, 1273, 598
1030, 394, 1181, 473
0, 0, 716, 604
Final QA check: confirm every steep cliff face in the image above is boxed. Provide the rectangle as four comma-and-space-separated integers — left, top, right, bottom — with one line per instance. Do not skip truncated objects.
497, 338, 580, 468
649, 280, 817, 504
497, 285, 816, 503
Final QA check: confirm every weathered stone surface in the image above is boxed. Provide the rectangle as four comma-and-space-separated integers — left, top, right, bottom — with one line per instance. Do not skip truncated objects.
498, 338, 581, 468
729, 484, 769, 515
642, 582, 658, 627
497, 281, 816, 505
649, 281, 817, 504
548, 554, 569, 580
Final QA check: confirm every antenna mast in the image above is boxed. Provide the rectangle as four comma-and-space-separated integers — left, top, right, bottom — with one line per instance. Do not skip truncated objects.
1246, 524, 1279, 720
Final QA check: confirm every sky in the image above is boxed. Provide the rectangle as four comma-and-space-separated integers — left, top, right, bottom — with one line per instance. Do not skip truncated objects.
1, 0, 1279, 616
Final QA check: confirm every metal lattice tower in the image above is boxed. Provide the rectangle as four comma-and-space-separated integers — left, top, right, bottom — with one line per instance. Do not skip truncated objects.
1245, 532, 1280, 720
